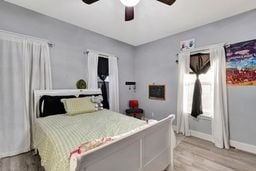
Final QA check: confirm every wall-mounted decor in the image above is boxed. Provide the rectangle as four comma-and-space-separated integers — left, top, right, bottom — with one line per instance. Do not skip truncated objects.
149, 85, 165, 100
76, 79, 87, 89
225, 39, 256, 86
125, 81, 136, 92
180, 38, 195, 51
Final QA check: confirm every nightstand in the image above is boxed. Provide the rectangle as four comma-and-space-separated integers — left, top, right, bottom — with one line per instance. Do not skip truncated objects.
126, 110, 144, 119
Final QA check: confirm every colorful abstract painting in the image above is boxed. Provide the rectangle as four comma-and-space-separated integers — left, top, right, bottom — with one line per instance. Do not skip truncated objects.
225, 39, 256, 86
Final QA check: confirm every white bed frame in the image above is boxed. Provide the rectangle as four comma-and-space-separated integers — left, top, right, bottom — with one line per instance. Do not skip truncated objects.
34, 89, 175, 171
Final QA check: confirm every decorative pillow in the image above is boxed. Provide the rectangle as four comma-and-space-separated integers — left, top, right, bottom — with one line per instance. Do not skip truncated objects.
39, 95, 76, 117
61, 97, 96, 115
78, 94, 103, 110
91, 95, 104, 110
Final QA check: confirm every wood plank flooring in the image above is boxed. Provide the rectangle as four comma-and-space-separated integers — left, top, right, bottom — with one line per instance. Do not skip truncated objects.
1, 136, 256, 171
0, 152, 43, 171
174, 136, 256, 171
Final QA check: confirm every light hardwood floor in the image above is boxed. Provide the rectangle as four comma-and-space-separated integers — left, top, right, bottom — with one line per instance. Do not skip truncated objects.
1, 136, 256, 171
0, 152, 43, 171
174, 136, 256, 171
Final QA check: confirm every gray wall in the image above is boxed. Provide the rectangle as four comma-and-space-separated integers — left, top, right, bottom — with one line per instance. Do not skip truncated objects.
1, 1, 256, 146
0, 1, 136, 113
134, 9, 256, 146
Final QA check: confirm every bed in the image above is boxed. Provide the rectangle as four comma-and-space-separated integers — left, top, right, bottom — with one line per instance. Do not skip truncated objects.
33, 89, 175, 171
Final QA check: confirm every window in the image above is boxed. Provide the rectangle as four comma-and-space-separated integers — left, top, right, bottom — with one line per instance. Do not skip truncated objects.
98, 76, 109, 99
183, 67, 214, 118
97, 57, 110, 109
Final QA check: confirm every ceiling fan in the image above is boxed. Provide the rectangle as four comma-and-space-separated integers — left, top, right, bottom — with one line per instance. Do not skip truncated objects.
81, 0, 176, 21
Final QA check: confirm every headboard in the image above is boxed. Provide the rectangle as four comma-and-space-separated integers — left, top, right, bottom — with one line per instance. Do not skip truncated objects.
33, 89, 102, 119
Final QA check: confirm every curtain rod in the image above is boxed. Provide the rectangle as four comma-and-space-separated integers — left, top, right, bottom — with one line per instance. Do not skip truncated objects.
84, 49, 119, 60
0, 29, 54, 47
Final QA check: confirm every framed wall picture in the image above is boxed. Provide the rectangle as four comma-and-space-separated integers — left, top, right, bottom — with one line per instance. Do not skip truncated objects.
225, 39, 256, 86
149, 85, 165, 100
180, 38, 196, 51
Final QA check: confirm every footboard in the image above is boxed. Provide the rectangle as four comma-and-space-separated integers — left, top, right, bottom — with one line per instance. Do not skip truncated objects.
70, 115, 175, 171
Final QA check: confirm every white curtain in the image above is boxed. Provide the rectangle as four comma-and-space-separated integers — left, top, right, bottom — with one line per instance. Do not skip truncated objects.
25, 40, 53, 128
87, 51, 99, 89
176, 52, 191, 136
210, 46, 230, 149
0, 32, 52, 158
109, 56, 119, 112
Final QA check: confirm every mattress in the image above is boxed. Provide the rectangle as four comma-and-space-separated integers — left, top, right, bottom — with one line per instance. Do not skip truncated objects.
33, 109, 146, 171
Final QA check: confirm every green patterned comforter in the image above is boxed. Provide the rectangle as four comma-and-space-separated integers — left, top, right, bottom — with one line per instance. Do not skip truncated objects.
33, 110, 146, 171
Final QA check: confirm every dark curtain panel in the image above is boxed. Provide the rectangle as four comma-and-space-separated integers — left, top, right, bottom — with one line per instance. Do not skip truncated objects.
98, 57, 109, 109
98, 57, 109, 80
190, 53, 210, 118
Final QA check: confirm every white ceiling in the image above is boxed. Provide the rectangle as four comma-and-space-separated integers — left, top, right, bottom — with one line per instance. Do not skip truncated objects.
5, 0, 256, 46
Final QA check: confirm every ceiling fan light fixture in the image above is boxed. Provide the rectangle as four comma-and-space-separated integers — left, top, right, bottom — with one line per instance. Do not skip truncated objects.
120, 0, 140, 7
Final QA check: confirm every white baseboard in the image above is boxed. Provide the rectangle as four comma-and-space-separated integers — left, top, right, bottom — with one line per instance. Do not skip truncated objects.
230, 140, 256, 155
173, 125, 256, 155
190, 130, 213, 142
190, 130, 256, 155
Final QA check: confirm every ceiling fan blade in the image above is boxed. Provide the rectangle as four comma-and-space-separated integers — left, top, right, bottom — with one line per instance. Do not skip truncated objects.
82, 0, 99, 5
125, 7, 134, 21
157, 0, 176, 5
